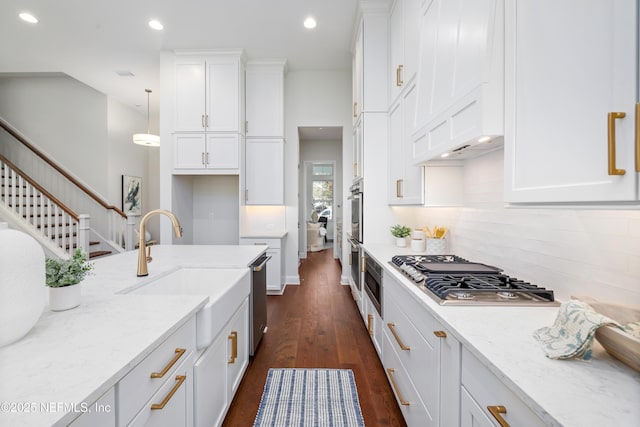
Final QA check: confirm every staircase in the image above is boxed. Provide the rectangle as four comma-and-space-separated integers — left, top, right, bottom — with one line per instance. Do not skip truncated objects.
0, 117, 134, 259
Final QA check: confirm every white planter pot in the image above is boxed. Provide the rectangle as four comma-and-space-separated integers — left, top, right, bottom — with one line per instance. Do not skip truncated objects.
49, 284, 81, 311
395, 237, 407, 247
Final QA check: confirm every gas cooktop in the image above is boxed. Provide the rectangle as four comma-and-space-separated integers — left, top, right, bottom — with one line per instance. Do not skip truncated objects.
390, 255, 559, 306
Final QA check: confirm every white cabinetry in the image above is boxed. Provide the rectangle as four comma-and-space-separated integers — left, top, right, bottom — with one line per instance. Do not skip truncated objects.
245, 61, 286, 138
363, 291, 383, 356
388, 82, 424, 205
352, 21, 363, 123
68, 388, 115, 427
117, 317, 197, 427
174, 55, 242, 133
239, 237, 285, 294
504, 0, 639, 203
389, 0, 420, 103
194, 298, 249, 427
353, 116, 363, 180
173, 134, 240, 174
383, 273, 460, 427
461, 347, 546, 427
244, 139, 284, 205
413, 0, 504, 162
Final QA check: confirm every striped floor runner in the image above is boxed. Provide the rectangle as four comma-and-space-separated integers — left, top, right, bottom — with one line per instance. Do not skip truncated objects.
253, 368, 365, 427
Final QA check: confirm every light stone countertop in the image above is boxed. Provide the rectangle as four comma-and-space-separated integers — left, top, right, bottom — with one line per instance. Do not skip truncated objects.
239, 231, 288, 239
362, 244, 640, 427
0, 244, 267, 427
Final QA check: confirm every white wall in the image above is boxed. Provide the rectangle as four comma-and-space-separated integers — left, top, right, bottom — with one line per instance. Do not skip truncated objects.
407, 149, 640, 307
0, 74, 158, 240
283, 70, 352, 283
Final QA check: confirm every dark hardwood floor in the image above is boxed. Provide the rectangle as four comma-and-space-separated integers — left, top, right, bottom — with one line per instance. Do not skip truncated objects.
222, 248, 406, 426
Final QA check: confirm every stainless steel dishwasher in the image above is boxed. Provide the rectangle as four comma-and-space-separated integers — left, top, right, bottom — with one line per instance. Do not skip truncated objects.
250, 254, 270, 356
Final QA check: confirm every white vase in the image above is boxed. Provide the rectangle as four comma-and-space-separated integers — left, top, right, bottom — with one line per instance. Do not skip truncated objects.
395, 237, 407, 247
49, 284, 81, 311
0, 224, 46, 347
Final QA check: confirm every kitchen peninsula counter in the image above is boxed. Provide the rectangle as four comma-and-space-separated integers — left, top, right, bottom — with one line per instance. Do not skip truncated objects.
0, 244, 267, 427
362, 244, 640, 427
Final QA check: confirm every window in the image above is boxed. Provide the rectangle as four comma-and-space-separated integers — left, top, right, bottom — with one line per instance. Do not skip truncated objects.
311, 164, 333, 220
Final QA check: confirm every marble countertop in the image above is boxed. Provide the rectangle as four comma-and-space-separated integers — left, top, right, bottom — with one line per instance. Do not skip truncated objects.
362, 244, 640, 427
239, 231, 288, 239
0, 244, 267, 427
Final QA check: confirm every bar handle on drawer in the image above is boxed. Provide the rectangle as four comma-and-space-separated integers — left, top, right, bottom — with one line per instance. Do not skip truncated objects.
228, 331, 238, 364
150, 375, 186, 410
635, 103, 640, 172
487, 405, 510, 427
386, 368, 410, 406
387, 323, 410, 350
607, 112, 626, 175
150, 348, 186, 379
367, 314, 374, 336
433, 330, 447, 338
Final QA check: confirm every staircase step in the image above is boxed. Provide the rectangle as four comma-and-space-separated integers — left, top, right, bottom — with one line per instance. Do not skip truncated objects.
89, 250, 112, 259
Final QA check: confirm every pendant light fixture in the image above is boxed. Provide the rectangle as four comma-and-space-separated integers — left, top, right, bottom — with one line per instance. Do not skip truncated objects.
133, 89, 160, 147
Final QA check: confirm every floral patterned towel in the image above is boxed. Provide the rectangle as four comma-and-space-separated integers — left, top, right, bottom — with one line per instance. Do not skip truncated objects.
533, 300, 622, 361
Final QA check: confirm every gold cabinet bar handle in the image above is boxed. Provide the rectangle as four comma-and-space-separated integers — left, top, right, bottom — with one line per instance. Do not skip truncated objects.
353, 102, 357, 118
205, 114, 209, 128
150, 375, 187, 410
396, 65, 404, 87
607, 112, 626, 175
206, 152, 210, 165
201, 114, 205, 128
360, 256, 366, 273
396, 179, 401, 198
635, 103, 640, 172
367, 314, 374, 336
387, 323, 410, 350
433, 330, 447, 338
228, 331, 238, 364
201, 152, 205, 165
386, 368, 410, 406
150, 348, 186, 379
353, 162, 357, 177
487, 405, 510, 427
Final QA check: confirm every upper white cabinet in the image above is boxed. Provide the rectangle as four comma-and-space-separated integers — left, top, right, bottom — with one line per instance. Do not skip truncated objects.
244, 139, 284, 205
412, 0, 504, 162
504, 0, 639, 203
245, 61, 286, 138
352, 20, 364, 123
388, 82, 425, 205
389, 0, 420, 103
174, 53, 243, 133
173, 134, 240, 174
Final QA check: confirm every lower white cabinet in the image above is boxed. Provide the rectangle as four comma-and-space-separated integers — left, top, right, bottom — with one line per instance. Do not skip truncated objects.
239, 237, 285, 293
461, 347, 546, 427
194, 298, 249, 427
68, 388, 116, 427
383, 273, 460, 427
117, 317, 197, 427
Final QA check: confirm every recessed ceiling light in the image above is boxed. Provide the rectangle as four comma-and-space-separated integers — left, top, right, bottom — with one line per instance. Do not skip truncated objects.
148, 19, 164, 30
19, 12, 38, 24
477, 136, 491, 143
304, 17, 317, 29
440, 152, 450, 158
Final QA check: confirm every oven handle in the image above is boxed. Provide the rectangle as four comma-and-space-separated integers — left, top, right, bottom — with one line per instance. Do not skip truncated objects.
347, 194, 361, 201
348, 238, 360, 249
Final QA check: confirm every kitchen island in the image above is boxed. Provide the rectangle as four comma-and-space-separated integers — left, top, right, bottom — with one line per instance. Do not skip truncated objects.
0, 245, 266, 427
362, 244, 640, 427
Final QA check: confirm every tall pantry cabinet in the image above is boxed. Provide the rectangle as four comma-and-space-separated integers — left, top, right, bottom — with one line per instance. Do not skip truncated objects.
159, 50, 246, 244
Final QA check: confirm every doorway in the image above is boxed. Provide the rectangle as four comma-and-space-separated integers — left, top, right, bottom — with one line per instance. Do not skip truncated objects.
298, 127, 343, 259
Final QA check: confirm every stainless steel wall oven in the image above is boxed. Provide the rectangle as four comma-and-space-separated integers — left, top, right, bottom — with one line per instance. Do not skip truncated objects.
348, 180, 363, 243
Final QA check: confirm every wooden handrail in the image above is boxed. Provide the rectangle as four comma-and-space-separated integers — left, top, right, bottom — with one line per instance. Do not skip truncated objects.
0, 118, 127, 219
0, 154, 79, 221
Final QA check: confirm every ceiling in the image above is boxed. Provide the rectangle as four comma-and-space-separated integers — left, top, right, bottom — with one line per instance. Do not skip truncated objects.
0, 0, 360, 119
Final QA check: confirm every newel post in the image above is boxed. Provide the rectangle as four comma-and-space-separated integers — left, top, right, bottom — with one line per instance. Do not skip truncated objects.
125, 215, 136, 251
78, 214, 91, 255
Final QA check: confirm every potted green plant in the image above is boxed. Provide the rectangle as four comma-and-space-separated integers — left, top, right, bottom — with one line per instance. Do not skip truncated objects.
390, 224, 412, 247
45, 249, 94, 311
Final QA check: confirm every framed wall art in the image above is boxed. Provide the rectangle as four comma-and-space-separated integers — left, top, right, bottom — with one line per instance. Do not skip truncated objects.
121, 175, 142, 215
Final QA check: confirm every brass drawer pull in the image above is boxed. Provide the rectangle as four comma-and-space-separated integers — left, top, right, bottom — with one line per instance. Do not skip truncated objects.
487, 405, 510, 427
386, 368, 410, 406
360, 256, 366, 273
367, 314, 374, 336
150, 348, 186, 379
387, 323, 410, 350
607, 112, 626, 175
150, 375, 186, 410
635, 103, 640, 172
396, 65, 404, 87
433, 330, 447, 338
228, 331, 238, 364
353, 102, 357, 118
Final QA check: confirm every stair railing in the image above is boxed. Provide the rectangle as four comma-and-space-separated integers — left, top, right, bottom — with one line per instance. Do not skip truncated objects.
0, 117, 134, 255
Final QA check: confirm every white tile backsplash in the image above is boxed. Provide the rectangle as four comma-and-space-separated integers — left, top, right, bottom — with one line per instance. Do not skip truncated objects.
412, 150, 640, 307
